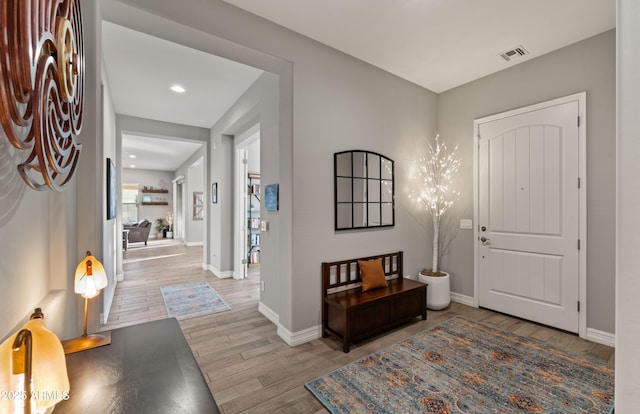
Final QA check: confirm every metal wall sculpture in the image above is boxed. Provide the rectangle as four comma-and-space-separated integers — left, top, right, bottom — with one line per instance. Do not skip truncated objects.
0, 0, 84, 191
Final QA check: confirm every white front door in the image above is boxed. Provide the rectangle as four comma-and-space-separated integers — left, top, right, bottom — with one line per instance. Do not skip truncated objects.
476, 94, 584, 333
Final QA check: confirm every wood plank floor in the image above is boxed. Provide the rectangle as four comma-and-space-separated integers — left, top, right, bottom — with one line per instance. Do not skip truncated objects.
103, 240, 615, 414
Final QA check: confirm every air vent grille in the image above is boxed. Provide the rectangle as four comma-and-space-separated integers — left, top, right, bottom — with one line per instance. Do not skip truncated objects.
500, 45, 529, 62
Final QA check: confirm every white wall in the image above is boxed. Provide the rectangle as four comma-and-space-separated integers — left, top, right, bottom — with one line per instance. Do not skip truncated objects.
437, 30, 616, 334
616, 0, 640, 410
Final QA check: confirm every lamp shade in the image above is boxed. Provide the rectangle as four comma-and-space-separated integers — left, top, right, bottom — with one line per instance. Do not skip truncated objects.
0, 310, 69, 413
74, 252, 107, 299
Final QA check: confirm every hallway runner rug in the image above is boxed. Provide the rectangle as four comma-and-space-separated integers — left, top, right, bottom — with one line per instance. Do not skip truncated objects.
161, 281, 231, 320
306, 317, 614, 413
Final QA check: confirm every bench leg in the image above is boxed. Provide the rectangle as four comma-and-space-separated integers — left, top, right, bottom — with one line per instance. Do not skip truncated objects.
343, 310, 351, 353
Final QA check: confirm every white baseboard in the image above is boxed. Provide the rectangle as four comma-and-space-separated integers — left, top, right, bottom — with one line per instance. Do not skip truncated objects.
586, 328, 616, 348
446, 292, 614, 348
258, 302, 321, 347
185, 241, 203, 247
116, 272, 124, 282
207, 264, 234, 279
258, 302, 279, 325
277, 324, 322, 347
450, 291, 475, 307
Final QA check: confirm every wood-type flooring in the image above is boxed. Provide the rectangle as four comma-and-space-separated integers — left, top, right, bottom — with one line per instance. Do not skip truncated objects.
102, 240, 614, 413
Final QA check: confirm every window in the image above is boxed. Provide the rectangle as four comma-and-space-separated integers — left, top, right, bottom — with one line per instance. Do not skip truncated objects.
122, 184, 139, 224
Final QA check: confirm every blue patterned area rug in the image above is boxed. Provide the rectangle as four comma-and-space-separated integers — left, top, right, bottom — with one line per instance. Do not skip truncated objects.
306, 317, 614, 413
160, 281, 231, 320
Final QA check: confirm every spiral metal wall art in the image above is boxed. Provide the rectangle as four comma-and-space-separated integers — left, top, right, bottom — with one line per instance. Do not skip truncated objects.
0, 0, 84, 191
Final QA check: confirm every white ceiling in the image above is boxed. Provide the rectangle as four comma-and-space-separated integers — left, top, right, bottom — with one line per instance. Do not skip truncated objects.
103, 1, 614, 171
122, 134, 203, 171
223, 0, 615, 93
102, 21, 263, 129
102, 21, 263, 171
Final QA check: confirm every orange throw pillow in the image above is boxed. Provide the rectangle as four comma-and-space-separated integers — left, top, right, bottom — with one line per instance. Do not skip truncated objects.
358, 258, 388, 291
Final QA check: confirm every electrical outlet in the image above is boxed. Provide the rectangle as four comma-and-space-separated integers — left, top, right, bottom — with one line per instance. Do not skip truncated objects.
260, 280, 265, 292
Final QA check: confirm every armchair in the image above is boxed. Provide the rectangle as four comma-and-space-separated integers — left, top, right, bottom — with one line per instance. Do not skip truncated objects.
124, 219, 152, 245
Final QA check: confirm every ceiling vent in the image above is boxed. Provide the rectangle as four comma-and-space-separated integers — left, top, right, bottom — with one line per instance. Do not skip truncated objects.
499, 45, 529, 62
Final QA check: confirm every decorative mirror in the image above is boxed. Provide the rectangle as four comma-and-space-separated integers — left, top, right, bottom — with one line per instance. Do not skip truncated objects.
334, 150, 394, 230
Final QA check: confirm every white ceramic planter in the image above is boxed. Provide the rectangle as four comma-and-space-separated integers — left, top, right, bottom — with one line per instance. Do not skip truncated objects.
418, 271, 451, 310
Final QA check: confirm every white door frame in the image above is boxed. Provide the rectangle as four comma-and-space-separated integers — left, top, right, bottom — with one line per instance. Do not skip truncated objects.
172, 175, 185, 240
234, 125, 260, 280
473, 92, 587, 338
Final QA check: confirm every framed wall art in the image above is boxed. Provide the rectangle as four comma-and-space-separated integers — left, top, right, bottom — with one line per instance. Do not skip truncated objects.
265, 183, 279, 211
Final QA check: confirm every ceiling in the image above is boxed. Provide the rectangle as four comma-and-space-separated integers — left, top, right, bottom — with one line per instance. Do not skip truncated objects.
102, 21, 263, 171
102, 1, 614, 171
223, 0, 614, 93
122, 134, 204, 171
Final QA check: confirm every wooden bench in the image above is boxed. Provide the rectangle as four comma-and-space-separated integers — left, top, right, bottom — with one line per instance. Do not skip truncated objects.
322, 251, 427, 353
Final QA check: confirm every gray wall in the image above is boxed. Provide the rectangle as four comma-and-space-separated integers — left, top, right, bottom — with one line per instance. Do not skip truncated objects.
106, 0, 439, 333
186, 158, 205, 244
175, 146, 206, 245
102, 58, 118, 323
0, 0, 102, 342
616, 0, 640, 409
209, 72, 281, 317
437, 30, 616, 333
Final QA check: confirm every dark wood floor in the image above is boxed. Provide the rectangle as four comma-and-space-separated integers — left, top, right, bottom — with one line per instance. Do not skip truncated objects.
103, 240, 615, 414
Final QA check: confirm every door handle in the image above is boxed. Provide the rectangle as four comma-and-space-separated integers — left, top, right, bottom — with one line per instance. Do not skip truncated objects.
480, 236, 490, 243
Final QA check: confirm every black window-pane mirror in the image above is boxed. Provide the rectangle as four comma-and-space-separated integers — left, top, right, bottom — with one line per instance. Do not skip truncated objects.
334, 150, 395, 230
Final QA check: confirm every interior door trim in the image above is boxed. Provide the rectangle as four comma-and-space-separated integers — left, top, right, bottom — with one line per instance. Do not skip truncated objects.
473, 92, 587, 339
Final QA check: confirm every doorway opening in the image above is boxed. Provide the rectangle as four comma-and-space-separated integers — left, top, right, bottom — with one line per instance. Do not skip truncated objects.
235, 126, 260, 280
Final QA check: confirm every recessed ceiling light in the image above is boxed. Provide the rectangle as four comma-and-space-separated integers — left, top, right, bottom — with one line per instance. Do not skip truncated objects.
170, 84, 186, 93
130, 165, 136, 168
129, 154, 136, 159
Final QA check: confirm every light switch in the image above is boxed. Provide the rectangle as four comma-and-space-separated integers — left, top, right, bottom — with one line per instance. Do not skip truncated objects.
460, 219, 473, 230
261, 220, 268, 231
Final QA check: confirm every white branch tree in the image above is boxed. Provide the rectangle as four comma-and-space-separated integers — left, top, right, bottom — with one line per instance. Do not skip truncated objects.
409, 135, 461, 274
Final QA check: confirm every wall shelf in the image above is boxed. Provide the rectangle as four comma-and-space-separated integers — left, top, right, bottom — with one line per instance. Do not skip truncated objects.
142, 189, 168, 193
142, 202, 169, 206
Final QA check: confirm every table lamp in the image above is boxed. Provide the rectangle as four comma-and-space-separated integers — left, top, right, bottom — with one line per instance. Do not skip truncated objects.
61, 251, 111, 354
0, 308, 69, 414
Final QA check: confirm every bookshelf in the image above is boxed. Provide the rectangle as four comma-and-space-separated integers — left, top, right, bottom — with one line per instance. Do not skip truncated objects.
248, 173, 260, 267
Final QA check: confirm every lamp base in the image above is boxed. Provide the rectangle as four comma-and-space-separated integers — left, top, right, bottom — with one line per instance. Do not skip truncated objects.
62, 331, 111, 354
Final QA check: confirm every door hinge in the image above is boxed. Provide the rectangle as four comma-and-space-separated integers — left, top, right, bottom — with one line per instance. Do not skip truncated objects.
577, 301, 581, 312
577, 239, 581, 250
578, 177, 581, 188
577, 116, 581, 127
242, 158, 248, 164
241, 259, 247, 264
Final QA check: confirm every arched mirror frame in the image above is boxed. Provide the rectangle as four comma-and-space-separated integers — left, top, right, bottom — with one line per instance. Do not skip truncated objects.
334, 150, 395, 230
